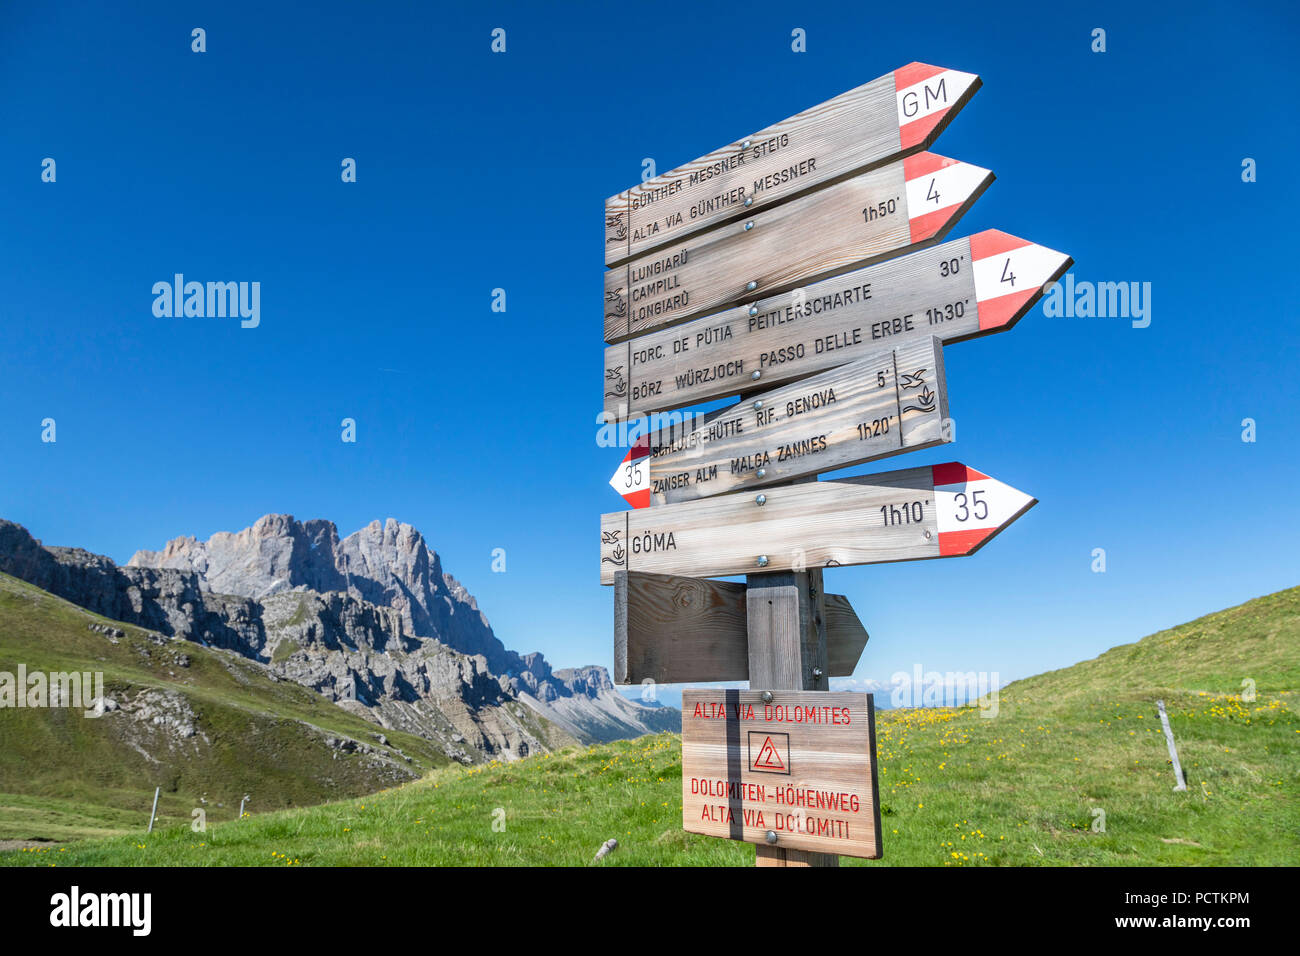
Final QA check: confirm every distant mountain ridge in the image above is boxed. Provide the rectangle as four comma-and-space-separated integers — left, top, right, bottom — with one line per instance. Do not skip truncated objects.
0, 516, 678, 762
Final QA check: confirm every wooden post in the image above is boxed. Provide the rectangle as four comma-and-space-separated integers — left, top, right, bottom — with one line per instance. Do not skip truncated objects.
1155, 700, 1188, 791
746, 566, 838, 868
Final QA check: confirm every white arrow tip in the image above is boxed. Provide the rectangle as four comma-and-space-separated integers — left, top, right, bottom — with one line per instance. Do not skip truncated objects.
931, 464, 1036, 555
609, 438, 651, 509
895, 65, 982, 149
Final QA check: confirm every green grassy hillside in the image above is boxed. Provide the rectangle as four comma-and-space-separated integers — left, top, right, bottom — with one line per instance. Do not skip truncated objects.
3, 584, 1296, 865
0, 572, 455, 841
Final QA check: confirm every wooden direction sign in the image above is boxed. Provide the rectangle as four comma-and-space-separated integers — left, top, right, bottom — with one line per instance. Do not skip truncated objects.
599, 60, 1056, 868
604, 153, 993, 342
681, 688, 882, 858
603, 230, 1072, 420
605, 63, 980, 267
614, 570, 869, 684
610, 336, 951, 508
600, 462, 1035, 583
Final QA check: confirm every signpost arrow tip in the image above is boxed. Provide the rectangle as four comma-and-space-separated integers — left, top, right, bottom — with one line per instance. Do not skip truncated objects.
895, 64, 982, 150
903, 153, 994, 243
931, 462, 1037, 556
609, 436, 651, 509
970, 230, 1074, 331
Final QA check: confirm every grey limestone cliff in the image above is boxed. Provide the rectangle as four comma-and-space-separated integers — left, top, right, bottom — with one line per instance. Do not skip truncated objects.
0, 515, 678, 763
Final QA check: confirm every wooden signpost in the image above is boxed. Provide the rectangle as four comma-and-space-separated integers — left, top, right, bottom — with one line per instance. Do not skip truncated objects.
614, 570, 869, 684
681, 689, 882, 859
604, 230, 1072, 421
610, 336, 951, 507
606, 63, 981, 266
601, 462, 1035, 583
605, 153, 994, 341
598, 63, 1067, 866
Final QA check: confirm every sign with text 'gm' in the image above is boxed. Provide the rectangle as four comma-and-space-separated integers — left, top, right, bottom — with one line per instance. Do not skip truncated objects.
682, 688, 882, 858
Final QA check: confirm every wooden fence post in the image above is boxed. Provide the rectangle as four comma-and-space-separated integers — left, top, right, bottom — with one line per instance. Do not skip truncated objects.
1156, 700, 1188, 791
746, 566, 838, 868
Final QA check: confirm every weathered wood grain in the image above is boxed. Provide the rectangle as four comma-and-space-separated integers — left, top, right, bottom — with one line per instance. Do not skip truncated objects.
613, 570, 869, 684
599, 462, 1036, 583
823, 594, 870, 678
636, 336, 948, 505
605, 64, 980, 266
603, 231, 1073, 421
681, 688, 881, 859
604, 153, 993, 343
747, 569, 836, 866
615, 571, 747, 684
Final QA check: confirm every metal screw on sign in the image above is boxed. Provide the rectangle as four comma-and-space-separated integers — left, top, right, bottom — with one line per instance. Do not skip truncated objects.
755, 495, 767, 506
749, 305, 759, 316
756, 555, 769, 567
752, 400, 763, 410
744, 221, 754, 231
765, 830, 778, 844
812, 667, 823, 679
761, 691, 774, 704
750, 370, 761, 381
756, 468, 766, 478
746, 280, 757, 292
744, 196, 753, 207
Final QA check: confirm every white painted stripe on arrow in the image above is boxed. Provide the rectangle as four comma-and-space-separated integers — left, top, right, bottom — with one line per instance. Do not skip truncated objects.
972, 243, 1069, 303
933, 477, 1035, 535
904, 161, 989, 215
609, 454, 649, 499
895, 69, 978, 126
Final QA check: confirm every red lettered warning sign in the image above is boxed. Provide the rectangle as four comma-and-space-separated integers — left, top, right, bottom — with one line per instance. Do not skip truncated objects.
681, 689, 882, 858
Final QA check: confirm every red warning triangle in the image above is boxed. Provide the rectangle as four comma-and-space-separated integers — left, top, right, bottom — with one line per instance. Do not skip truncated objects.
753, 736, 785, 771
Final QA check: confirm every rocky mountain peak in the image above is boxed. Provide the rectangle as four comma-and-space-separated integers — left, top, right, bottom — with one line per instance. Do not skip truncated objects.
123, 514, 650, 711
5, 514, 679, 758
129, 513, 347, 598
554, 665, 615, 695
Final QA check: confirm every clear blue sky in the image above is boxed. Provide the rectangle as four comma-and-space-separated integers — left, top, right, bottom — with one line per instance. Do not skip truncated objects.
2, 1, 1296, 695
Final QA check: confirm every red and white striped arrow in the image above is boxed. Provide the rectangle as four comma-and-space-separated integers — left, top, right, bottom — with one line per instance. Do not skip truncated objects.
931, 463, 1037, 556
599, 461, 1037, 583
969, 230, 1072, 331
608, 435, 650, 509
903, 152, 994, 244
895, 64, 981, 151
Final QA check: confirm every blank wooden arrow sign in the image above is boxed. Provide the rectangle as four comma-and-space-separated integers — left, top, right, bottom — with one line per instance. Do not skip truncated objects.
603, 230, 1071, 421
600, 462, 1035, 583
605, 63, 980, 266
614, 570, 869, 684
604, 153, 994, 342
610, 335, 951, 507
